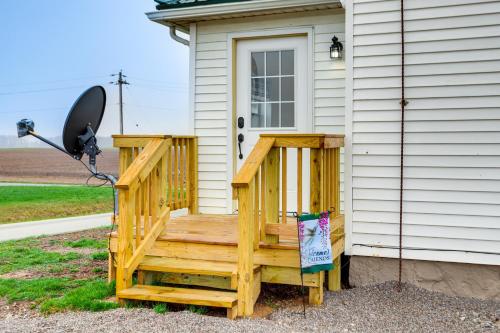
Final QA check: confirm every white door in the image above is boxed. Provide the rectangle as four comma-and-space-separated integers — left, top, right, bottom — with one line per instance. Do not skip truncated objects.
236, 36, 310, 213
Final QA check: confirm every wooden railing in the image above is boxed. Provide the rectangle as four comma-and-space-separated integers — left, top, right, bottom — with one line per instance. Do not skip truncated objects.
113, 135, 198, 214
112, 135, 199, 295
231, 134, 344, 316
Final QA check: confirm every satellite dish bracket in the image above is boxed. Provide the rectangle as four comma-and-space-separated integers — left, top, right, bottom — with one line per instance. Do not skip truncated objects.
78, 125, 102, 172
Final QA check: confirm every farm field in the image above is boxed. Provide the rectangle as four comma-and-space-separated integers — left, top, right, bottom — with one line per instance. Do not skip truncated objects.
0, 186, 114, 224
0, 148, 118, 185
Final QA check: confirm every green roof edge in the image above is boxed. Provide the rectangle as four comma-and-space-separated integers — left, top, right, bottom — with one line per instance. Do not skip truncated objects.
155, 0, 253, 11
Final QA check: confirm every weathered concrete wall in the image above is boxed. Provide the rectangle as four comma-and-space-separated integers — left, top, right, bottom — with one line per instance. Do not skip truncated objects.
349, 256, 500, 301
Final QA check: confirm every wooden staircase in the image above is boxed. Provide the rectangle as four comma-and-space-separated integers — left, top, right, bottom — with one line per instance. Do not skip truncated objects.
117, 256, 260, 318
110, 134, 345, 319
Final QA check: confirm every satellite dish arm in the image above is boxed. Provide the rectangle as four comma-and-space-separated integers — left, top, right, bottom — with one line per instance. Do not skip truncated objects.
29, 131, 76, 158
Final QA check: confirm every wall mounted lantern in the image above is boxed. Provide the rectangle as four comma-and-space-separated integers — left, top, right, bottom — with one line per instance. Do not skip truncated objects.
330, 36, 343, 60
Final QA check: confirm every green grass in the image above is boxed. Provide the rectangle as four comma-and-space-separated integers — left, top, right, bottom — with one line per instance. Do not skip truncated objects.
64, 238, 107, 249
0, 186, 114, 224
40, 280, 117, 314
90, 252, 108, 261
153, 303, 169, 314
187, 305, 208, 315
0, 277, 83, 302
0, 278, 117, 314
0, 238, 81, 274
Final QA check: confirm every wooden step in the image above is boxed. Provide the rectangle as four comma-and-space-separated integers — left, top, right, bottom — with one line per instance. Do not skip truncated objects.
118, 285, 238, 319
139, 256, 237, 276
138, 256, 259, 290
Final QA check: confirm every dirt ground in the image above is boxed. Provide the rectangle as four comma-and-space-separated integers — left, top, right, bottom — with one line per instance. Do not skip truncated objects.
0, 149, 118, 184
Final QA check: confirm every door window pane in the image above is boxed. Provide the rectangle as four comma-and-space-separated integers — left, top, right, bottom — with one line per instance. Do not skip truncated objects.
266, 51, 279, 76
281, 77, 294, 102
281, 50, 294, 75
249, 50, 296, 128
251, 103, 265, 127
251, 52, 264, 77
281, 103, 294, 127
266, 77, 279, 102
266, 103, 280, 127
251, 78, 265, 102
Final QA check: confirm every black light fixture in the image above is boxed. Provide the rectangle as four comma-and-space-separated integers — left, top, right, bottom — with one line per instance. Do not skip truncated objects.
330, 36, 343, 60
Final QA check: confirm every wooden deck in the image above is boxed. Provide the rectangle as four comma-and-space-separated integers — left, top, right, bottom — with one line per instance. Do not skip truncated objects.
112, 213, 343, 249
109, 134, 345, 318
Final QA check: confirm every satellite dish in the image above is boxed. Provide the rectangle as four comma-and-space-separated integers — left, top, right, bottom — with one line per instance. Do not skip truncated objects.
16, 85, 116, 187
63, 86, 106, 157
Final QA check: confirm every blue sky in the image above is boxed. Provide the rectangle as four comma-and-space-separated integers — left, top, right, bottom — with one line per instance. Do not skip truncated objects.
0, 0, 189, 138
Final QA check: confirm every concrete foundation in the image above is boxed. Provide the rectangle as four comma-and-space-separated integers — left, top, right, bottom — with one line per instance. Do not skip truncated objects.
349, 256, 500, 300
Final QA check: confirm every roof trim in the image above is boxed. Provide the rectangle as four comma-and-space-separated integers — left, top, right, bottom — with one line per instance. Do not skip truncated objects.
146, 0, 342, 25
155, 0, 252, 10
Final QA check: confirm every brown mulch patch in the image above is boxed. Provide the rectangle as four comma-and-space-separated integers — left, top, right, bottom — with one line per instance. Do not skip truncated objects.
1, 228, 111, 281
37, 228, 112, 250
0, 299, 38, 319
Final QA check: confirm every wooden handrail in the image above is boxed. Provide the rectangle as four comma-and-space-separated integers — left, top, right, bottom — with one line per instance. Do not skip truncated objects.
113, 135, 172, 148
260, 134, 344, 148
115, 138, 170, 191
232, 137, 275, 188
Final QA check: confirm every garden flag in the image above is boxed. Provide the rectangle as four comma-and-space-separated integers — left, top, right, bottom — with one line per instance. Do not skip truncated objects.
297, 212, 334, 273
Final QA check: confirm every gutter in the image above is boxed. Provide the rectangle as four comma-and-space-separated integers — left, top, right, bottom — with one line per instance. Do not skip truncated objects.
146, 0, 342, 22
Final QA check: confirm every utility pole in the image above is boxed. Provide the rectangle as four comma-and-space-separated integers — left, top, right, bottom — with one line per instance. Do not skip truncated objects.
111, 70, 129, 134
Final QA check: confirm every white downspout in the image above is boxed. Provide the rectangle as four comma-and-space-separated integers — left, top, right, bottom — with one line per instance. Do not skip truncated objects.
169, 25, 189, 46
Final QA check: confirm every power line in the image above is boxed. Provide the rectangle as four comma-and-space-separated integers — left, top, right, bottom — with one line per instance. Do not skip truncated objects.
132, 84, 188, 93
0, 106, 69, 115
0, 85, 94, 96
126, 75, 188, 87
0, 75, 109, 87
124, 103, 178, 111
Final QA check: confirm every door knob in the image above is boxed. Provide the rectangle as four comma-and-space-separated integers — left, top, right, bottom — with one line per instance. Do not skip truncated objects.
237, 133, 244, 160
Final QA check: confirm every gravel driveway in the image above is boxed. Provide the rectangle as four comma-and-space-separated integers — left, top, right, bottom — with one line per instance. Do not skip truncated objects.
2, 282, 499, 333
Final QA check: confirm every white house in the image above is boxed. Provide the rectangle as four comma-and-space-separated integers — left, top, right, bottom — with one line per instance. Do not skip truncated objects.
147, 0, 500, 299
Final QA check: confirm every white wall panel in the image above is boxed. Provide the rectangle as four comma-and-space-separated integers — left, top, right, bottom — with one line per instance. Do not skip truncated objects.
351, 0, 500, 265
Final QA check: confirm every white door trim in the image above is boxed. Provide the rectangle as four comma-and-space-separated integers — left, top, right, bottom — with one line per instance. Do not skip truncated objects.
226, 27, 314, 213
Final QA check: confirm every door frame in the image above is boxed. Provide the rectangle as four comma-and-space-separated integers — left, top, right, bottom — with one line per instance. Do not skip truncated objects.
226, 27, 314, 213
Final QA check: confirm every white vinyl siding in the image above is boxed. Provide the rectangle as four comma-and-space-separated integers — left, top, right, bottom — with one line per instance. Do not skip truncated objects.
350, 0, 500, 265
194, 9, 346, 214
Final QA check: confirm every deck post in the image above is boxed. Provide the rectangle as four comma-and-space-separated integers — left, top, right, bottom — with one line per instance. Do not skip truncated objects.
308, 148, 324, 305
236, 183, 255, 317
328, 148, 342, 292
116, 190, 135, 300
264, 147, 280, 244
328, 256, 341, 291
